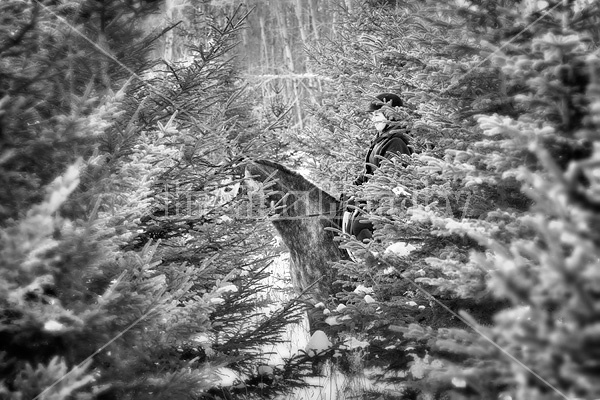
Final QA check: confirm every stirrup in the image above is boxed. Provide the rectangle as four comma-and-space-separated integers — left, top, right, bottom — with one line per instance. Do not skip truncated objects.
342, 211, 352, 235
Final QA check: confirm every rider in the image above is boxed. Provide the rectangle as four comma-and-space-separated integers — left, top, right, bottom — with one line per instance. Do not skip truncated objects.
343, 93, 413, 241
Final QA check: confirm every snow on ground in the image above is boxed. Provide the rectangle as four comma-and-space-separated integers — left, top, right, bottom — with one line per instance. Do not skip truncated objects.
250, 238, 426, 398
384, 241, 417, 257
260, 253, 311, 364
255, 252, 411, 399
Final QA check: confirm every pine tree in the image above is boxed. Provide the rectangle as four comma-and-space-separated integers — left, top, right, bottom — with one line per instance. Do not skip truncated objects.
273, 1, 513, 397
277, 0, 600, 398
433, 1, 600, 398
1, 1, 314, 399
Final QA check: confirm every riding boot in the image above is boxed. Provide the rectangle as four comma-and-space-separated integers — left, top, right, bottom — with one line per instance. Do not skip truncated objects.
350, 215, 374, 242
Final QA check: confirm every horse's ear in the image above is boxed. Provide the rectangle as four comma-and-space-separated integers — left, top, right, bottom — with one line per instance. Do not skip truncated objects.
244, 168, 262, 192
231, 162, 246, 178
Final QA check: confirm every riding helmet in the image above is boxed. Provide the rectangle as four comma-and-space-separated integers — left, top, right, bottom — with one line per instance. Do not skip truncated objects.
368, 93, 403, 112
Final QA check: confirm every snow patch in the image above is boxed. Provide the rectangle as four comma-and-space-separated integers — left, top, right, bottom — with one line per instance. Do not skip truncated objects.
382, 266, 396, 275
192, 333, 210, 344
257, 365, 274, 376
345, 337, 370, 349
354, 285, 373, 295
305, 330, 332, 356
384, 242, 416, 257
218, 215, 232, 223
43, 320, 65, 332
325, 315, 351, 326
364, 295, 377, 304
392, 186, 410, 196
216, 284, 238, 295
216, 368, 240, 386
452, 377, 467, 388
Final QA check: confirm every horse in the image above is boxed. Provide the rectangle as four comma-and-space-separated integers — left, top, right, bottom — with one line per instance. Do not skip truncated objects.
244, 159, 349, 329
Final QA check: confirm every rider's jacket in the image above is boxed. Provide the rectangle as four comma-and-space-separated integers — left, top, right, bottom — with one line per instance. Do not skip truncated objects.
353, 127, 413, 186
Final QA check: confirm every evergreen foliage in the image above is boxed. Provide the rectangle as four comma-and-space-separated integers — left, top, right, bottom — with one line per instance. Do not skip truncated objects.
282, 0, 600, 399
0, 1, 314, 399
5, 0, 600, 399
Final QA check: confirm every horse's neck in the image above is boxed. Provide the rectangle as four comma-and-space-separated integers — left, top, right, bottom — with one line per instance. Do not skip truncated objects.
273, 172, 340, 213
246, 159, 343, 225
245, 160, 348, 309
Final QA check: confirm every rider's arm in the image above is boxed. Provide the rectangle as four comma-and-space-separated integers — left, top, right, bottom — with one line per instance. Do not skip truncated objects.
382, 136, 411, 159
353, 174, 366, 185
353, 144, 375, 186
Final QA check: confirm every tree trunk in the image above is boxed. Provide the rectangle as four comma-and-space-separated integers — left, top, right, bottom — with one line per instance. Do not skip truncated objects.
308, 0, 320, 40
259, 13, 269, 71
274, 1, 304, 127
293, 0, 309, 45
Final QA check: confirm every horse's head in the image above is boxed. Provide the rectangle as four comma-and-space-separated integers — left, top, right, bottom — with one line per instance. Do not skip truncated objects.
243, 160, 289, 218
243, 159, 341, 221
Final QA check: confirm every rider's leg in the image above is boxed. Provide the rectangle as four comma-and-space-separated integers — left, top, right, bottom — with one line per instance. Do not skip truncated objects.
351, 216, 373, 242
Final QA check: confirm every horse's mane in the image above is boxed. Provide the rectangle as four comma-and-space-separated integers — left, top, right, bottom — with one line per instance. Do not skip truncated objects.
251, 159, 300, 177
249, 159, 340, 204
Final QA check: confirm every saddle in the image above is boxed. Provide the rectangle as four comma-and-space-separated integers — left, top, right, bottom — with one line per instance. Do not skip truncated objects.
341, 198, 373, 242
